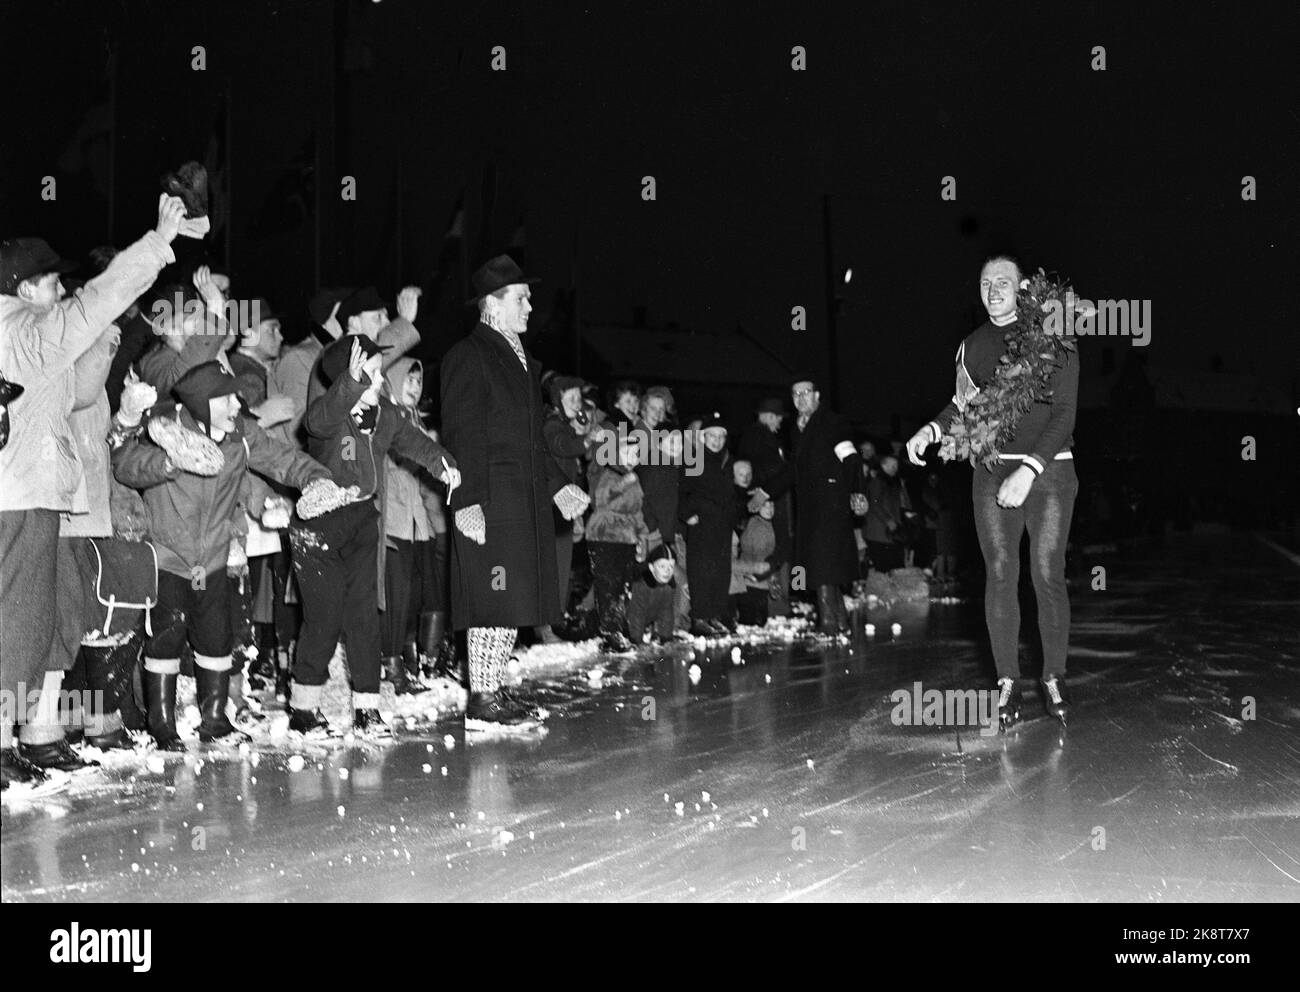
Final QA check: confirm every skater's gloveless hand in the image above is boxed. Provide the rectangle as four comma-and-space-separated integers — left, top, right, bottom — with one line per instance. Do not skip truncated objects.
995, 465, 1036, 509
905, 426, 934, 467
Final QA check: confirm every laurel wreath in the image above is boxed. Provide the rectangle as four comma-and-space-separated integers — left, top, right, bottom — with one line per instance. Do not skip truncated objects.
937, 269, 1078, 469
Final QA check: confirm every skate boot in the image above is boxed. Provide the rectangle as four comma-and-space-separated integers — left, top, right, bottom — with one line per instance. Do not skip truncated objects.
18, 737, 101, 772
195, 664, 252, 745
143, 665, 188, 752
1, 746, 49, 790
288, 706, 336, 739
1041, 673, 1070, 726
352, 708, 392, 740
997, 677, 1023, 733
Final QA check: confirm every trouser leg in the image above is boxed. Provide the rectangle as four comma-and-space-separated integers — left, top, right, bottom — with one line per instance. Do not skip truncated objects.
972, 465, 1026, 679
1024, 460, 1079, 677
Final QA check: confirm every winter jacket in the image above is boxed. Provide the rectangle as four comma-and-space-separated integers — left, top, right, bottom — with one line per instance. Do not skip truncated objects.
439, 322, 569, 629
542, 405, 589, 486
267, 335, 322, 448
0, 229, 174, 512
733, 515, 776, 590
305, 361, 454, 609
791, 405, 864, 587
633, 417, 682, 545
627, 571, 675, 642
586, 463, 653, 547
382, 357, 438, 543
136, 318, 230, 399
112, 405, 329, 578
60, 330, 117, 538
303, 319, 420, 416
864, 473, 905, 544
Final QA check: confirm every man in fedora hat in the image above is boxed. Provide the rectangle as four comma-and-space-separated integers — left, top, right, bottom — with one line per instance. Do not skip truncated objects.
789, 374, 869, 635
441, 255, 590, 727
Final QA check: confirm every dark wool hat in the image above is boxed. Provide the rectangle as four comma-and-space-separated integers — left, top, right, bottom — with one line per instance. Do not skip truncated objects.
790, 372, 819, 391
757, 396, 785, 416
336, 286, 389, 325
173, 362, 240, 429
648, 543, 675, 566
161, 161, 210, 218
699, 411, 727, 432
0, 238, 79, 295
308, 286, 355, 327
467, 254, 539, 304
320, 334, 390, 385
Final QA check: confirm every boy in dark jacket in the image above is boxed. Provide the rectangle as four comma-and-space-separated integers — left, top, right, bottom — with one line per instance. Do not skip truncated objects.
291, 336, 459, 739
112, 362, 334, 750
678, 414, 738, 636
627, 544, 677, 644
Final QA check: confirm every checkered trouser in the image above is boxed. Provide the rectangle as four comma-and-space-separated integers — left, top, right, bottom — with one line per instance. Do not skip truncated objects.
467, 626, 516, 694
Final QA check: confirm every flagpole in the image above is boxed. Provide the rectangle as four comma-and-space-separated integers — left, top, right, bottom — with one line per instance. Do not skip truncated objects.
224, 78, 233, 274
106, 47, 117, 243
572, 221, 581, 376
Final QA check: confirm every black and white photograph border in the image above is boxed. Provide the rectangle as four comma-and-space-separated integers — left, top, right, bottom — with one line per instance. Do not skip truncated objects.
1, 0, 1297, 934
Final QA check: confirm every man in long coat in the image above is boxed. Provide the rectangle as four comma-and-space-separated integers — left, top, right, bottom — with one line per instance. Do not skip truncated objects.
440, 256, 589, 726
789, 376, 867, 634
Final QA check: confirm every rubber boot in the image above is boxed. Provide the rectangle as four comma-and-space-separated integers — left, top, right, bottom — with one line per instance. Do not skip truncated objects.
418, 611, 446, 679
402, 642, 429, 691
143, 666, 187, 752
383, 655, 427, 696
195, 665, 251, 744
82, 642, 137, 750
119, 657, 148, 731
816, 585, 839, 635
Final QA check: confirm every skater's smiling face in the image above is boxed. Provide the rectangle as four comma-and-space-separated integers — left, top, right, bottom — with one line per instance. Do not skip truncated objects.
979, 259, 1020, 324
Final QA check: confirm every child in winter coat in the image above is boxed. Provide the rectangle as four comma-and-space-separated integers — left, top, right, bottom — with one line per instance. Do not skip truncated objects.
585, 435, 654, 653
291, 336, 459, 739
732, 499, 778, 626
111, 361, 335, 751
678, 414, 738, 636
627, 544, 677, 644
380, 356, 441, 696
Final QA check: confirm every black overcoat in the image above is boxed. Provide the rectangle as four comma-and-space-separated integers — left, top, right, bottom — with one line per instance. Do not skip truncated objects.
790, 406, 863, 587
440, 323, 568, 629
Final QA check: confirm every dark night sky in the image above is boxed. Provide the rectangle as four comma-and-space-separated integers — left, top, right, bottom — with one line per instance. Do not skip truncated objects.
2, 0, 1297, 428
